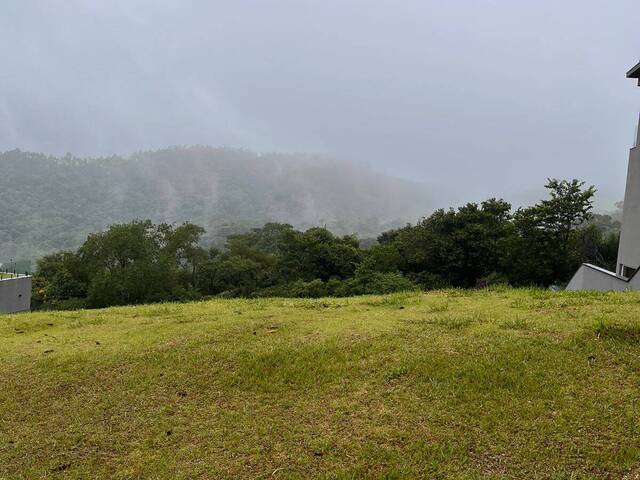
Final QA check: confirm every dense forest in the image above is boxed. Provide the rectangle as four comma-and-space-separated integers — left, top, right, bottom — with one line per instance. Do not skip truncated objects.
0, 147, 432, 266
32, 179, 621, 310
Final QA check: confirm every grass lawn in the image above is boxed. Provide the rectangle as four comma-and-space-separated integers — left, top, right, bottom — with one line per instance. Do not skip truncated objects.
1, 288, 639, 479
0, 273, 16, 280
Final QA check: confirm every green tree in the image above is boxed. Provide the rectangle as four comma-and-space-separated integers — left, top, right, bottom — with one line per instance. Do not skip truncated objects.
35, 220, 206, 308
196, 255, 267, 297
538, 179, 597, 246
505, 179, 596, 286
382, 199, 512, 288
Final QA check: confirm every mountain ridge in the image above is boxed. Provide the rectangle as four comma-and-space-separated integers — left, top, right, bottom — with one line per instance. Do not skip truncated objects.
0, 146, 433, 263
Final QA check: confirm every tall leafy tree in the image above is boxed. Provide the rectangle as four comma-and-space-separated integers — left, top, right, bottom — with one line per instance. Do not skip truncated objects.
505, 179, 596, 286
35, 220, 206, 308
382, 199, 512, 287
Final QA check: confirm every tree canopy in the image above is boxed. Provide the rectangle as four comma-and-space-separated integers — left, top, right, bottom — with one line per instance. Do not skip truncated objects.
31, 178, 618, 310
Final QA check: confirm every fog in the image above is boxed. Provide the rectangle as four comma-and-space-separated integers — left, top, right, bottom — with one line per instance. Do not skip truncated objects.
1, 0, 639, 209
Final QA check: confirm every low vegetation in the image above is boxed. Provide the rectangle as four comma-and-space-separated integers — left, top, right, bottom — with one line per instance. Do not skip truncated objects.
1, 289, 639, 478
32, 178, 619, 310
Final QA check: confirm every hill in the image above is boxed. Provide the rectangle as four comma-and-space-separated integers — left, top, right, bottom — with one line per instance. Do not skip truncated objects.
0, 147, 433, 264
1, 289, 639, 478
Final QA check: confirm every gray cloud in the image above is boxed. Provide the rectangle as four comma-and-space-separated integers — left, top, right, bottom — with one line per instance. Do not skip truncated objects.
1, 0, 639, 209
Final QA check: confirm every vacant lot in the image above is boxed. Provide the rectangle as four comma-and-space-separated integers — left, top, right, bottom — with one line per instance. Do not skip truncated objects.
1, 289, 639, 479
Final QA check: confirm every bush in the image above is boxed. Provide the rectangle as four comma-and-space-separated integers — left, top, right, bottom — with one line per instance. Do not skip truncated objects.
408, 271, 449, 290
45, 298, 88, 311
338, 270, 418, 296
256, 279, 330, 298
255, 271, 416, 298
476, 271, 510, 289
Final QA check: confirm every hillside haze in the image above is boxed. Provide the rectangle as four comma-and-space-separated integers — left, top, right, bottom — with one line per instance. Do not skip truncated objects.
0, 147, 432, 263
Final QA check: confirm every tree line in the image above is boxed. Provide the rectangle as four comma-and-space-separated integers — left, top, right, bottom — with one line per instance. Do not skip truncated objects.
33, 179, 619, 309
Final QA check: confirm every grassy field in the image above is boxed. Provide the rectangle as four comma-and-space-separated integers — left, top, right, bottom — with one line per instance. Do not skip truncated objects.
0, 272, 16, 280
1, 289, 639, 479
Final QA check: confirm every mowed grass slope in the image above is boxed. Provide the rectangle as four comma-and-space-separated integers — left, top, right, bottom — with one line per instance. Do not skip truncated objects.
1, 289, 639, 479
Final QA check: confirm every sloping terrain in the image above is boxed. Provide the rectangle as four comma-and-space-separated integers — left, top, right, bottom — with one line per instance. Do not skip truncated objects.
1, 289, 639, 478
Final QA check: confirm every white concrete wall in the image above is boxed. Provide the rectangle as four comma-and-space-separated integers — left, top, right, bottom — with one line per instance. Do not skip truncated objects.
565, 264, 628, 291
0, 276, 32, 314
617, 146, 640, 273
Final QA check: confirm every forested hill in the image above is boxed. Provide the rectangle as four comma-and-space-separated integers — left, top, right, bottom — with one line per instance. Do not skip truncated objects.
0, 147, 432, 264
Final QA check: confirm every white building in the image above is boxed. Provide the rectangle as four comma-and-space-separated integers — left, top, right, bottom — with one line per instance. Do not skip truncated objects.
0, 275, 32, 314
566, 61, 640, 291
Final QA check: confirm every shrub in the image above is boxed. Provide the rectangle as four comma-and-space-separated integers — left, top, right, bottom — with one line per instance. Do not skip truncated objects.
338, 270, 418, 296
476, 271, 510, 289
408, 271, 449, 290
256, 279, 330, 298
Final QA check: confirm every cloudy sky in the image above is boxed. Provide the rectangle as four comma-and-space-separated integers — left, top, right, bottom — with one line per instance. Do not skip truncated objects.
1, 0, 639, 208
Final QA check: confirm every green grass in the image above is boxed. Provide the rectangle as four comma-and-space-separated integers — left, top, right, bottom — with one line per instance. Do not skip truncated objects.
0, 272, 16, 280
1, 288, 640, 479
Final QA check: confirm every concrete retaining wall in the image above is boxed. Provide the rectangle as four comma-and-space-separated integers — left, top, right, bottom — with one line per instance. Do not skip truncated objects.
565, 263, 640, 292
0, 276, 32, 314
566, 264, 627, 291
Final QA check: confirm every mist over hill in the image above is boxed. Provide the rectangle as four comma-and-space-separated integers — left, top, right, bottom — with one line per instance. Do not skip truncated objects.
0, 147, 433, 264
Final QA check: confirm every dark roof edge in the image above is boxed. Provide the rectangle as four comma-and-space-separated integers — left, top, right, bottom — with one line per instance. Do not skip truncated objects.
627, 61, 640, 79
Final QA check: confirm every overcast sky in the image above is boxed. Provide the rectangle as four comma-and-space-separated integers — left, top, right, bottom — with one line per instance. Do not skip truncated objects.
1, 0, 639, 208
